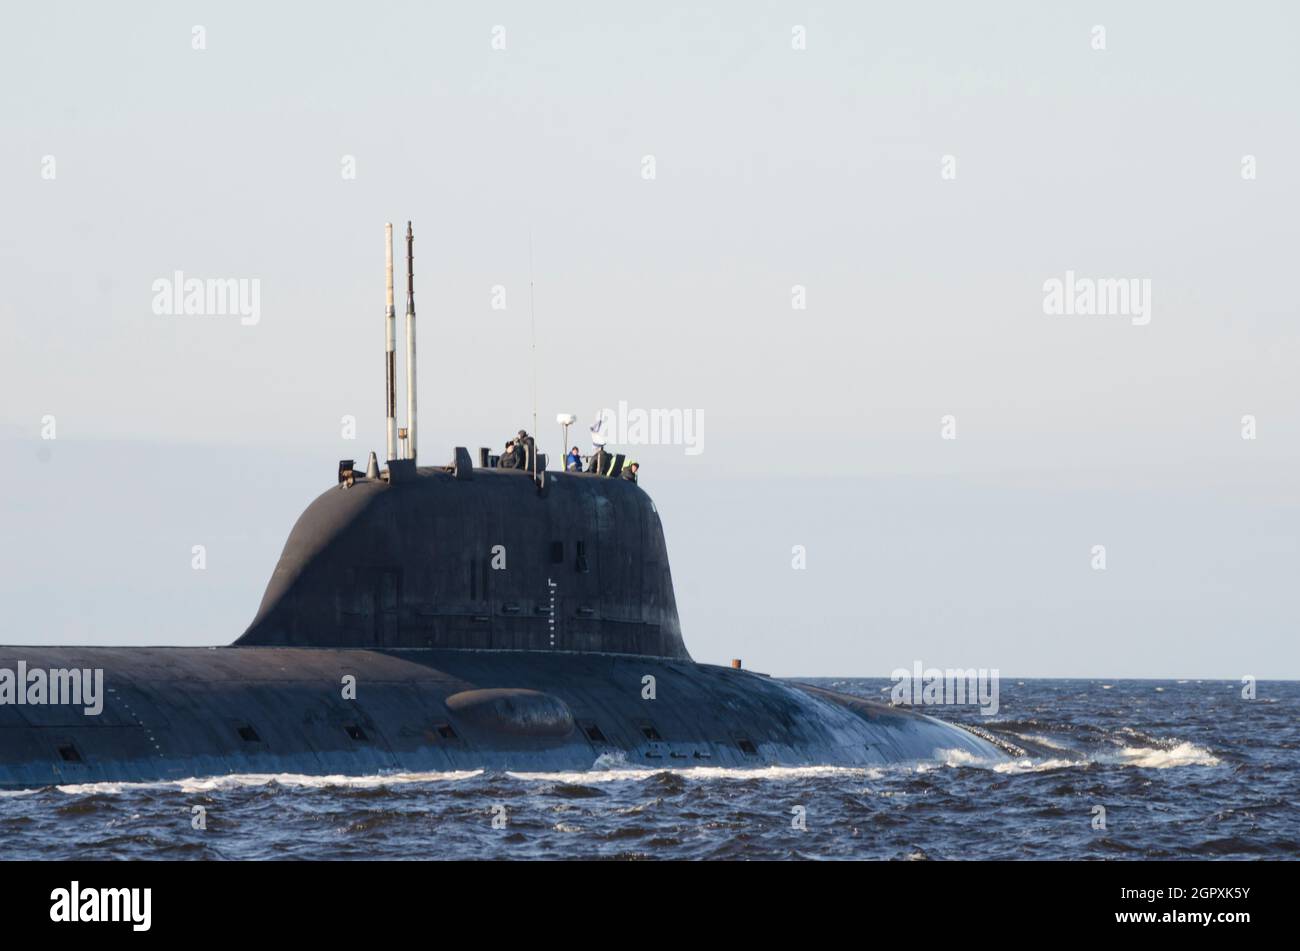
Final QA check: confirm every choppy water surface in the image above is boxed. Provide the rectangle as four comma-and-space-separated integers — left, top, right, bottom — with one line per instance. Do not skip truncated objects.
1, 679, 1295, 860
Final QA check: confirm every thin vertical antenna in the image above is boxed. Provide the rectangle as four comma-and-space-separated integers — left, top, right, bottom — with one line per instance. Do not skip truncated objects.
384, 223, 396, 463
405, 221, 417, 465
529, 229, 537, 482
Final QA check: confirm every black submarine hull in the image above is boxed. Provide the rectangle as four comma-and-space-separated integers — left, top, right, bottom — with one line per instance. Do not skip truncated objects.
0, 646, 1004, 788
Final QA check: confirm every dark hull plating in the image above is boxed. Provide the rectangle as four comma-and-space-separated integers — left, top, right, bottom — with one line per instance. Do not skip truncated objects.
0, 647, 1004, 788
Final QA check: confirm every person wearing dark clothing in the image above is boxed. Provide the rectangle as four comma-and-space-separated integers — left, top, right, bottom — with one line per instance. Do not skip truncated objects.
586, 447, 609, 474
565, 447, 582, 471
515, 431, 535, 471
498, 440, 520, 469
621, 461, 639, 483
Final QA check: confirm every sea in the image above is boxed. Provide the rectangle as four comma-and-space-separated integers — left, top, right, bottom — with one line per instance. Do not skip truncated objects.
1, 679, 1294, 860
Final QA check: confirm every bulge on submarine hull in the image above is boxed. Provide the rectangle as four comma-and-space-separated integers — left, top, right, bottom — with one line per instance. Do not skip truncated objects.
0, 223, 1009, 789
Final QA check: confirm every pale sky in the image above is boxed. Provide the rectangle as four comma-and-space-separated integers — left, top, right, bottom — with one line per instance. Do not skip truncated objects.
2, 2, 1297, 677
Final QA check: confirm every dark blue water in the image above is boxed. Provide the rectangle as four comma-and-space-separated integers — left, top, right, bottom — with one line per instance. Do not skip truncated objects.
1, 679, 1294, 860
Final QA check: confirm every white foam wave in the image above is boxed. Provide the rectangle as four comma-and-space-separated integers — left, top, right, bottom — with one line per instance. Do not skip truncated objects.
52, 770, 484, 796
1105, 742, 1220, 768
930, 735, 1220, 773
979, 741, 1220, 773
0, 788, 42, 799
991, 756, 1081, 774
29, 737, 1221, 796
931, 748, 1003, 769
505, 763, 883, 784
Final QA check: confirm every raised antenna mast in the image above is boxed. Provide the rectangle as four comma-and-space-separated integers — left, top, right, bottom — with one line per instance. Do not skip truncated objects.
529, 229, 537, 482
405, 221, 418, 465
384, 223, 397, 464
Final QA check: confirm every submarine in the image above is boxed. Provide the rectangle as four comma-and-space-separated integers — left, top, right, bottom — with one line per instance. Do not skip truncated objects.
0, 223, 1014, 789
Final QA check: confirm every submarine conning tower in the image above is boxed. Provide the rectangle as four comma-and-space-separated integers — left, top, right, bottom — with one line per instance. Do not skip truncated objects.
236, 459, 688, 659
238, 220, 686, 659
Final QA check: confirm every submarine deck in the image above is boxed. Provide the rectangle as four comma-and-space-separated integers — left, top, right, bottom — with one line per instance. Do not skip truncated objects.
0, 646, 1004, 788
